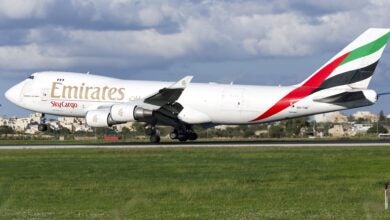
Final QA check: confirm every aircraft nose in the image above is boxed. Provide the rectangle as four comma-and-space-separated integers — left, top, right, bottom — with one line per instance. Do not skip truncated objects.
5, 82, 24, 104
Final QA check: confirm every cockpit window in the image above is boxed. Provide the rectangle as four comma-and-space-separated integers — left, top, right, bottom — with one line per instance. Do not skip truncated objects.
27, 75, 34, 79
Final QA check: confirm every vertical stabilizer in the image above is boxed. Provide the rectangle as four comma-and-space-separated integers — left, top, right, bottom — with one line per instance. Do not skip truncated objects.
300, 28, 390, 92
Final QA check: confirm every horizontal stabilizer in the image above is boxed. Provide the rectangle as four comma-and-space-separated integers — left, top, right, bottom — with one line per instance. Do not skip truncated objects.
313, 91, 367, 104
313, 90, 377, 108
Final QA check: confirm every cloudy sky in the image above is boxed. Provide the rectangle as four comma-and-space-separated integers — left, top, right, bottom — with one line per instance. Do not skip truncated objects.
1, 0, 390, 116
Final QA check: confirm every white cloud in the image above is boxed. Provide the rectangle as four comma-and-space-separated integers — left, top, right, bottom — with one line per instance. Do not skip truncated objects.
0, 44, 71, 70
0, 0, 390, 74
0, 0, 51, 19
138, 7, 164, 27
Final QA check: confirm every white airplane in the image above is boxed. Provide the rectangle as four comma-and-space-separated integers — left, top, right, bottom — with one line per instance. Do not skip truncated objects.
5, 28, 390, 142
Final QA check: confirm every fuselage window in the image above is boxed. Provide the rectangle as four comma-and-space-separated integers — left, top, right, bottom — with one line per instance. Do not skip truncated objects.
28, 75, 35, 79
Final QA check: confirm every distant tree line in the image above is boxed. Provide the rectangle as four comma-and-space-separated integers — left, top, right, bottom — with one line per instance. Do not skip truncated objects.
1, 110, 390, 140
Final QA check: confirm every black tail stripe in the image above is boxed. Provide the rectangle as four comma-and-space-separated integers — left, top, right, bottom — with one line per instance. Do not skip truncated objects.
315, 91, 366, 103
311, 61, 379, 94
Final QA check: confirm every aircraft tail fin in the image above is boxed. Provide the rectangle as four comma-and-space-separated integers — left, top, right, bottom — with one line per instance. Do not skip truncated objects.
299, 28, 390, 93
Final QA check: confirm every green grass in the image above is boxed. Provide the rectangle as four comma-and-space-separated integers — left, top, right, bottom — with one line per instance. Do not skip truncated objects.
1, 147, 390, 219
0, 134, 386, 145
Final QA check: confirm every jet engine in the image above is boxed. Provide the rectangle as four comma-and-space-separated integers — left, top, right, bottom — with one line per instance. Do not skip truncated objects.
110, 104, 153, 122
85, 109, 115, 127
86, 104, 153, 127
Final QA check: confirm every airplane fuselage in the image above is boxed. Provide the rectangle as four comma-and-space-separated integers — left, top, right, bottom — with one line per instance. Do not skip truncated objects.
7, 71, 362, 125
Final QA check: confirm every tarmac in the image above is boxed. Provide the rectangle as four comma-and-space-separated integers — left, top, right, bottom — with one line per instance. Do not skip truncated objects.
1, 140, 390, 150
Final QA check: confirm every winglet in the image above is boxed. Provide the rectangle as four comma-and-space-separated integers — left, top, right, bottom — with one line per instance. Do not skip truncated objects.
169, 76, 193, 89
143, 76, 194, 106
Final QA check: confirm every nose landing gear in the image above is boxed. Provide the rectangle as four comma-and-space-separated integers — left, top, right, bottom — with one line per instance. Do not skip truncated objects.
38, 124, 48, 132
38, 113, 48, 132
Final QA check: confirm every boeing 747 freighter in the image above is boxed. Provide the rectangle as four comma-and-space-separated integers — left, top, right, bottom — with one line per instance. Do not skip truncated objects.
5, 28, 390, 142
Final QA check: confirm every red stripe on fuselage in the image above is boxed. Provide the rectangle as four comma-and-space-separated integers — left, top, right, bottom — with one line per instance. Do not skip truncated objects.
251, 52, 350, 121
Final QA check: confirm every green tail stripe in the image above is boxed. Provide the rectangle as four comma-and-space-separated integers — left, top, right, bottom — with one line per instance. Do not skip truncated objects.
340, 31, 390, 65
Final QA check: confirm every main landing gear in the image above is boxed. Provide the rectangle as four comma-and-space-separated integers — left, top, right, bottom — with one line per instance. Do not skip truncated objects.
145, 125, 160, 143
145, 125, 198, 143
38, 113, 48, 132
169, 128, 198, 142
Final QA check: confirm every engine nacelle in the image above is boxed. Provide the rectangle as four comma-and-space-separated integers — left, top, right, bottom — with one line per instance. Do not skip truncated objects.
86, 104, 153, 127
110, 104, 137, 122
110, 104, 153, 122
85, 109, 115, 127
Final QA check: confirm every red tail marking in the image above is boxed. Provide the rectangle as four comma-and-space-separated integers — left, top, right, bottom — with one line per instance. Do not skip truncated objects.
251, 52, 350, 121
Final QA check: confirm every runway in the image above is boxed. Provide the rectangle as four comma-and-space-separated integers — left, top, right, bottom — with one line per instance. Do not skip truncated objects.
2, 141, 390, 150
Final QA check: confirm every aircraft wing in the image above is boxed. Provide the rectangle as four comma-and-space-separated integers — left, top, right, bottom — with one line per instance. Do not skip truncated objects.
144, 76, 193, 106
138, 76, 194, 128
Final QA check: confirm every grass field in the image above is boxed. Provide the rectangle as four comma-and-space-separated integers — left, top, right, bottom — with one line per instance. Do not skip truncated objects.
0, 136, 385, 145
1, 146, 390, 219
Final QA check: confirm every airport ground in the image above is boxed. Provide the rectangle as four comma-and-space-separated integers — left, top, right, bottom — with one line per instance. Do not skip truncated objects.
1, 145, 390, 219
0, 135, 389, 146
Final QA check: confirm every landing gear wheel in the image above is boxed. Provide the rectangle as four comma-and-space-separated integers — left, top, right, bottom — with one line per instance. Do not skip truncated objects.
150, 135, 161, 143
188, 132, 198, 141
169, 131, 178, 140
178, 134, 188, 142
38, 124, 48, 132
146, 124, 160, 143
145, 127, 156, 136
